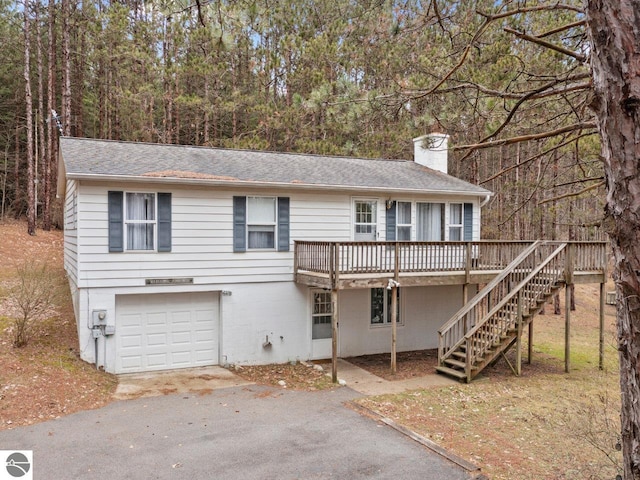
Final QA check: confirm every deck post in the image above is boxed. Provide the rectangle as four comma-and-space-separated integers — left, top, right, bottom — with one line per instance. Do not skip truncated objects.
390, 244, 399, 374
528, 321, 533, 365
516, 290, 523, 376
331, 289, 339, 383
565, 284, 571, 373
599, 281, 605, 370
391, 284, 398, 374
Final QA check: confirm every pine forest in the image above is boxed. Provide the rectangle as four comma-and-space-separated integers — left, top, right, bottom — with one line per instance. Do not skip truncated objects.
1, 0, 602, 241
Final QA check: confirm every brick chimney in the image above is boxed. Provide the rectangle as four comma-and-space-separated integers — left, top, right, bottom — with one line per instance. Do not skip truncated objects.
413, 133, 449, 174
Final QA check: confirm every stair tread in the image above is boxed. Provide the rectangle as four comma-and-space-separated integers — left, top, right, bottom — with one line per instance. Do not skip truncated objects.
444, 358, 466, 369
435, 365, 467, 380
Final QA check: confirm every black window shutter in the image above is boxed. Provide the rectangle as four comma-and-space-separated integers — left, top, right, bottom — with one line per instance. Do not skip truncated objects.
108, 191, 124, 252
463, 203, 473, 241
386, 201, 396, 241
233, 196, 247, 252
157, 193, 172, 252
277, 197, 290, 252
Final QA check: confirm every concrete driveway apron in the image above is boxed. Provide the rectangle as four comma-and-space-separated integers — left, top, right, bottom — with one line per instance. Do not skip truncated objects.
0, 385, 474, 479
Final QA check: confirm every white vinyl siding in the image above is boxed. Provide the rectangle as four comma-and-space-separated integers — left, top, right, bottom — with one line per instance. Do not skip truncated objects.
63, 179, 79, 287
75, 183, 351, 288
73, 184, 482, 289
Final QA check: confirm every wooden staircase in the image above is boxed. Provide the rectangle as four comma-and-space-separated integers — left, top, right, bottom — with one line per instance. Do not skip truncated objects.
437, 241, 568, 382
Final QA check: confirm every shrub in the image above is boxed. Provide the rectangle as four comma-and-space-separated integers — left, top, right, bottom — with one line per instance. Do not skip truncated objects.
4, 260, 64, 347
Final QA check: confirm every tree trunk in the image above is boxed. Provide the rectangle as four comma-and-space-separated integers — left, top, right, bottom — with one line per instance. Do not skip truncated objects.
35, 0, 46, 229
587, 2, 640, 478
44, 0, 56, 230
24, 0, 36, 235
61, 0, 71, 136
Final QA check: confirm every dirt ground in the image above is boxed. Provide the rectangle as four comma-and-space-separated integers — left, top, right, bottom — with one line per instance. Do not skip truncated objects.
0, 220, 117, 430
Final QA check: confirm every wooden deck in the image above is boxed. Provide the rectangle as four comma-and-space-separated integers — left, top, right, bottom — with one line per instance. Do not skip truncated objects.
294, 240, 608, 290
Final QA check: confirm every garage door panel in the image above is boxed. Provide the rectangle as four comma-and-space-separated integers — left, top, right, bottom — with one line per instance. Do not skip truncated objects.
172, 352, 192, 365
171, 331, 192, 344
195, 349, 215, 362
115, 292, 219, 373
146, 333, 168, 346
147, 353, 169, 368
195, 328, 215, 342
147, 312, 168, 326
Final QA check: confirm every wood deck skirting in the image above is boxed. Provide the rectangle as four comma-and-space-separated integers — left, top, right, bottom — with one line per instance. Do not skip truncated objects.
294, 240, 608, 290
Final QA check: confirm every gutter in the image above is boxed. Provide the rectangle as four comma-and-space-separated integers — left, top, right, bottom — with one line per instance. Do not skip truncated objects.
65, 173, 493, 198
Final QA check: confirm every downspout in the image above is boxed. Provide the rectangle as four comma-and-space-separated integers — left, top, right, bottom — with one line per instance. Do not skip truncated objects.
480, 193, 492, 208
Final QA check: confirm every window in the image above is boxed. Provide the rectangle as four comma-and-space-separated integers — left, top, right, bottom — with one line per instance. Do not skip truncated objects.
416, 203, 444, 241
108, 191, 171, 253
396, 202, 412, 241
126, 193, 156, 250
354, 200, 377, 240
312, 291, 332, 339
233, 196, 289, 252
449, 203, 463, 241
247, 196, 276, 249
370, 288, 401, 325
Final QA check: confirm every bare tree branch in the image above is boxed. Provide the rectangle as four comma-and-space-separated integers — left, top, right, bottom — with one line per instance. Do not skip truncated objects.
553, 176, 604, 188
480, 132, 596, 184
454, 122, 597, 151
538, 181, 605, 205
537, 20, 586, 38
504, 27, 587, 63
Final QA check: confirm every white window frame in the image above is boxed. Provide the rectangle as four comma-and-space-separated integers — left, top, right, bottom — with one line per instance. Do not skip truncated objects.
370, 287, 402, 326
396, 201, 412, 241
448, 203, 463, 241
124, 192, 157, 251
247, 196, 277, 250
311, 290, 333, 340
353, 199, 378, 241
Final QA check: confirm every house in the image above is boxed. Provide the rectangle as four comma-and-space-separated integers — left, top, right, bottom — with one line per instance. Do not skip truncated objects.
57, 135, 607, 381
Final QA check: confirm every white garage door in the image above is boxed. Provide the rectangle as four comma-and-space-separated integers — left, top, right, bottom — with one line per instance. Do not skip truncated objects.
115, 292, 219, 373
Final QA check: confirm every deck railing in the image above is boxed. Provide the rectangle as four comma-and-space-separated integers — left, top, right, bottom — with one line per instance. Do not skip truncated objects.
294, 240, 607, 280
295, 240, 532, 276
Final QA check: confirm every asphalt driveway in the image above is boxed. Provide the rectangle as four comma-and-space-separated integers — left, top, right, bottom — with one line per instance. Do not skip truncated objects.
0, 385, 475, 479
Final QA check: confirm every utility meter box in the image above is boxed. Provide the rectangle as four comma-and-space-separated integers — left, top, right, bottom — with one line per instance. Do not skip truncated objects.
90, 310, 108, 327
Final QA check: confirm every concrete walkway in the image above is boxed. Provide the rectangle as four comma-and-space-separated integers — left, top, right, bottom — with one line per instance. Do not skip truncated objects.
334, 359, 459, 395
114, 360, 459, 400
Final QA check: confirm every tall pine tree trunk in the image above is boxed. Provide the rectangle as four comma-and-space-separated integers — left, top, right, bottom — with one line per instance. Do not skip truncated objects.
587, 1, 640, 478
61, 0, 71, 136
44, 0, 56, 230
35, 0, 46, 229
23, 0, 35, 235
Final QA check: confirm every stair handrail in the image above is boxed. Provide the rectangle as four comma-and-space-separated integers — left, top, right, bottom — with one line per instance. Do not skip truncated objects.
462, 243, 567, 380
463, 241, 567, 350
438, 240, 542, 362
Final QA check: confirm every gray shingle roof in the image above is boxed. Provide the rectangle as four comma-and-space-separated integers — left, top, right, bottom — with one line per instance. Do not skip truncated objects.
59, 137, 492, 196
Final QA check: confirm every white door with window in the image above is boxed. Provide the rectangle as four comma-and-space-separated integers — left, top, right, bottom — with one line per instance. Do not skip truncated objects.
311, 290, 334, 360
354, 200, 377, 241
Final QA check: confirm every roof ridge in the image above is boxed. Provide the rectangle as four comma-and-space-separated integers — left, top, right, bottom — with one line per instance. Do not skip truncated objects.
61, 136, 412, 164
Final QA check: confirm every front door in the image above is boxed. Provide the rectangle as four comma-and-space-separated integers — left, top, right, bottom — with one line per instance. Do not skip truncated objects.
354, 199, 377, 241
311, 290, 334, 360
